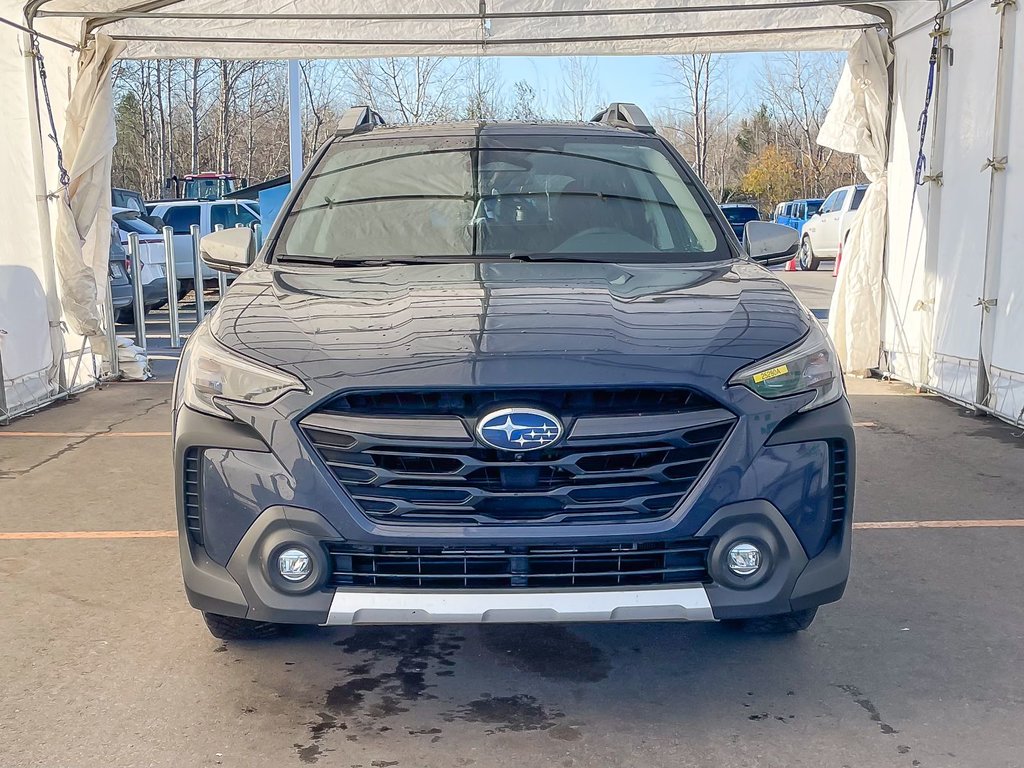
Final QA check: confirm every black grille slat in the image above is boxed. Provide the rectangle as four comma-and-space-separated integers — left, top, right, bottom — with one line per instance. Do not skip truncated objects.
830, 441, 849, 537
303, 388, 734, 526
326, 387, 718, 418
183, 448, 203, 545
326, 539, 713, 589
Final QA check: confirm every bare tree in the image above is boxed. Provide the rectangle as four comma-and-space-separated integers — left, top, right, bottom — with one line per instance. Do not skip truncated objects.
557, 57, 603, 120
758, 52, 852, 196
462, 59, 505, 120
509, 80, 541, 121
661, 54, 732, 183
344, 57, 466, 123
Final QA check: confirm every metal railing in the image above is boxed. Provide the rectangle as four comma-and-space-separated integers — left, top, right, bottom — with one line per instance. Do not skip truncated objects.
190, 223, 206, 323
127, 232, 146, 350
117, 222, 247, 355
162, 225, 181, 348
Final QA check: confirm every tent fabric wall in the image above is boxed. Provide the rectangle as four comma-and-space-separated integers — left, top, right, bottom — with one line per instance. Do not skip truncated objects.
880, 0, 1024, 425
0, 14, 61, 419
817, 29, 891, 374
9, 0, 1024, 428
53, 32, 124, 356
984, 2, 1023, 424
30, 0, 895, 59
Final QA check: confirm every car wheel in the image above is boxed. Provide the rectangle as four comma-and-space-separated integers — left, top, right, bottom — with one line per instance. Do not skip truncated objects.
724, 608, 818, 635
177, 280, 192, 302
798, 238, 820, 271
202, 612, 284, 640
116, 307, 134, 325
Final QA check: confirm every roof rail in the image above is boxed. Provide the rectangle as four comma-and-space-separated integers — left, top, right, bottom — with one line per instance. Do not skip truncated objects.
336, 106, 386, 138
591, 102, 655, 134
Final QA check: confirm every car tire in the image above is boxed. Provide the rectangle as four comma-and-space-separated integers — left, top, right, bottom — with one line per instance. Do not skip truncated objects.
177, 280, 192, 302
725, 608, 818, 635
798, 238, 820, 271
115, 307, 134, 325
202, 612, 284, 640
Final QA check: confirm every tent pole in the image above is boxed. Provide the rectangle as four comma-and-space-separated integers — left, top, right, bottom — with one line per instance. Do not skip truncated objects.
22, 30, 69, 398
288, 59, 302, 185
915, 4, 950, 388
974, 0, 1017, 410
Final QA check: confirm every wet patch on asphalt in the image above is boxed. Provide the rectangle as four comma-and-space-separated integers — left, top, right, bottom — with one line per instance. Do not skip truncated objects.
443, 693, 565, 734
292, 627, 463, 763
479, 625, 611, 682
835, 684, 899, 735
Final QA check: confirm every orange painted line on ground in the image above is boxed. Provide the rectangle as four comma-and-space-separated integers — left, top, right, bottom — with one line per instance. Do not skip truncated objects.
0, 530, 178, 540
3, 520, 1024, 541
854, 519, 1024, 530
0, 431, 171, 438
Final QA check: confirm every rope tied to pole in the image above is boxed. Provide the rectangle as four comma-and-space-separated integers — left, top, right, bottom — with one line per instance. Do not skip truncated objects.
29, 34, 71, 203
913, 18, 944, 187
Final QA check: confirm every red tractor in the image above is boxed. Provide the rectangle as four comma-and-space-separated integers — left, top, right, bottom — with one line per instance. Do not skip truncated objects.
166, 172, 247, 201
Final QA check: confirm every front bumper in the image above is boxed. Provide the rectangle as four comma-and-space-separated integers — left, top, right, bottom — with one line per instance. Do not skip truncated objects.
174, 392, 854, 626
326, 585, 715, 625
178, 496, 851, 626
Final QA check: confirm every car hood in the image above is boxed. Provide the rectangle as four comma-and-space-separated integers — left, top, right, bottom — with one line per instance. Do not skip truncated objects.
210, 260, 812, 394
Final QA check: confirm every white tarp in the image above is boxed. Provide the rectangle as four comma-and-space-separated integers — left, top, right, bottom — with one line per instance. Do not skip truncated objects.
9, 0, 1024, 428
818, 29, 891, 375
53, 32, 123, 356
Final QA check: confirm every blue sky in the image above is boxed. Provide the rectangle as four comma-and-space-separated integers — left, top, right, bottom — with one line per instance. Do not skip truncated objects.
497, 54, 769, 116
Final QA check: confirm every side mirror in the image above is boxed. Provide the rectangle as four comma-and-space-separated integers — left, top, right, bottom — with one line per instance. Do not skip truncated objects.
200, 227, 256, 274
743, 221, 799, 265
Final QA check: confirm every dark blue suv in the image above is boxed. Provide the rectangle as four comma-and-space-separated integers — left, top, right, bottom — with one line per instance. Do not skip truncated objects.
175, 104, 854, 640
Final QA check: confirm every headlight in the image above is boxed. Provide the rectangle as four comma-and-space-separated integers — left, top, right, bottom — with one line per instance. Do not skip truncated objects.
729, 324, 843, 412
177, 321, 305, 419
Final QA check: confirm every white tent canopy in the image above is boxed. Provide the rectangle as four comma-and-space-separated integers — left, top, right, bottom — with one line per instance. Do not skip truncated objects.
3, 0, 1023, 428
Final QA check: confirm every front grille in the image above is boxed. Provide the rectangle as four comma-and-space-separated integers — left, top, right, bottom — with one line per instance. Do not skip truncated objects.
324, 387, 719, 418
183, 448, 203, 545
325, 539, 713, 589
299, 387, 733, 528
829, 441, 849, 537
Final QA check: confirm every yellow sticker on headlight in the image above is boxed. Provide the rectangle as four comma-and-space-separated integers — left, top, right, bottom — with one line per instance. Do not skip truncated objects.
752, 364, 790, 383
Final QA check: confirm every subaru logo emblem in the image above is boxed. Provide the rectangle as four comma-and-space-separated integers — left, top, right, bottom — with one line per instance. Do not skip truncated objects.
476, 407, 563, 452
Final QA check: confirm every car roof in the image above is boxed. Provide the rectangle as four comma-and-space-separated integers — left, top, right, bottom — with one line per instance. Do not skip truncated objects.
152, 199, 250, 208
340, 120, 655, 143
720, 203, 758, 208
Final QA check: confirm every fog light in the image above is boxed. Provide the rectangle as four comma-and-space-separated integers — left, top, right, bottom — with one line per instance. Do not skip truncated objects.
726, 542, 763, 576
277, 547, 312, 582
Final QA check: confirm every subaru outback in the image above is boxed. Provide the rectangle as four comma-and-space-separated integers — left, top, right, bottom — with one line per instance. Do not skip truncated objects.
175, 103, 854, 640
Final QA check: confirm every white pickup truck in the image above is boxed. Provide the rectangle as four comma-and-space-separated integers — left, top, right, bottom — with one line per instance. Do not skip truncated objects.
797, 184, 867, 271
147, 200, 260, 296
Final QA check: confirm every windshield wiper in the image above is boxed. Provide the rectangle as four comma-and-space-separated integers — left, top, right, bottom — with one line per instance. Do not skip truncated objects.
277, 254, 446, 267
503, 252, 619, 263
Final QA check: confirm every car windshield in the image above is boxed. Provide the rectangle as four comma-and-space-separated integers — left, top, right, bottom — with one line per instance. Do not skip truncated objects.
722, 207, 760, 225
113, 212, 160, 235
276, 133, 729, 263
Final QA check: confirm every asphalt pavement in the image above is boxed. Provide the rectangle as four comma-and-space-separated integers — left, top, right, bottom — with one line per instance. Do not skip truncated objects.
1, 269, 1022, 768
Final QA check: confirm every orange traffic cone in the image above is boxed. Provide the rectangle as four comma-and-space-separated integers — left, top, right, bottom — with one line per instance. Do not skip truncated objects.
784, 256, 797, 272
832, 239, 843, 277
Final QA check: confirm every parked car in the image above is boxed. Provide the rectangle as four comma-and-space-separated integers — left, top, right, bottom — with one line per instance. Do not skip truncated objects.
798, 185, 867, 271
175, 104, 853, 642
108, 223, 133, 315
776, 199, 824, 234
148, 199, 260, 295
720, 203, 761, 241
111, 207, 172, 321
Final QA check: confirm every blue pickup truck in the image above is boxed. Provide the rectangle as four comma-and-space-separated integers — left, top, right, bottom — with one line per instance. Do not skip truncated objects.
774, 199, 824, 233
